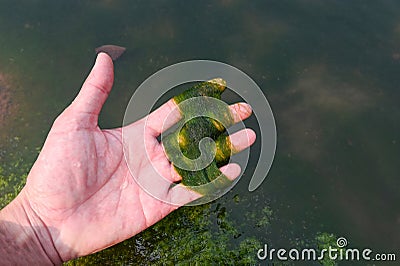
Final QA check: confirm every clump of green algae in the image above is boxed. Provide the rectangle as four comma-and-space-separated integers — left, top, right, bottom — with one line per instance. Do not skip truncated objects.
68, 197, 269, 265
163, 78, 234, 190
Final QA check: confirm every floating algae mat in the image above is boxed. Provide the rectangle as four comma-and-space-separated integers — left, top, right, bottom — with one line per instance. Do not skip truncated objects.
162, 78, 236, 195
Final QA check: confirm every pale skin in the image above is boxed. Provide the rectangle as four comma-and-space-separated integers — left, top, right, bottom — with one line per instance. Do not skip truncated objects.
0, 53, 256, 264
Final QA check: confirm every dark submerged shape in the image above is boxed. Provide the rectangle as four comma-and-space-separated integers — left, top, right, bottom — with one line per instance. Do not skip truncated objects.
95, 44, 126, 60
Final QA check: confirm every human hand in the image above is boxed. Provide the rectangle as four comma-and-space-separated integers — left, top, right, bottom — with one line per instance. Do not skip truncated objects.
0, 53, 255, 263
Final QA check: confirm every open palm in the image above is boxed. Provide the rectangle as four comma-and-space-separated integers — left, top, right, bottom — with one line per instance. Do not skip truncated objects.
18, 53, 255, 261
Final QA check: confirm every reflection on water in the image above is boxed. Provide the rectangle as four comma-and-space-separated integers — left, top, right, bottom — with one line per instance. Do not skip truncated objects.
279, 64, 374, 161
1, 0, 399, 263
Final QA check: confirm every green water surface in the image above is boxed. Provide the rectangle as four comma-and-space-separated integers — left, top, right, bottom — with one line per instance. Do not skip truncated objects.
0, 0, 399, 264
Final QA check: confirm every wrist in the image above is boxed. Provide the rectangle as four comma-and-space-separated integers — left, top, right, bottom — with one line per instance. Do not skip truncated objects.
0, 191, 63, 265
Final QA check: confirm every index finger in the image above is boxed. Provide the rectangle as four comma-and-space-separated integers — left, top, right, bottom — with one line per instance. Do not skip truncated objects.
145, 99, 182, 135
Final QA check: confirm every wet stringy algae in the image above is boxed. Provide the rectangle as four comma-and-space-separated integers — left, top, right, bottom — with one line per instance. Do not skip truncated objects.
162, 79, 235, 194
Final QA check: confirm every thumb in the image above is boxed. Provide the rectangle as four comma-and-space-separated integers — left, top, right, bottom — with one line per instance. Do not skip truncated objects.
70, 52, 114, 120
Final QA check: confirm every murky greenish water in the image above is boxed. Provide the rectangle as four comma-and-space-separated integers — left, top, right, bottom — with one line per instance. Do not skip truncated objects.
1, 0, 399, 264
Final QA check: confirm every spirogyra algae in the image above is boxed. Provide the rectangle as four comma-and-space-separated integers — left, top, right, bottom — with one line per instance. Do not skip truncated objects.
162, 78, 234, 192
